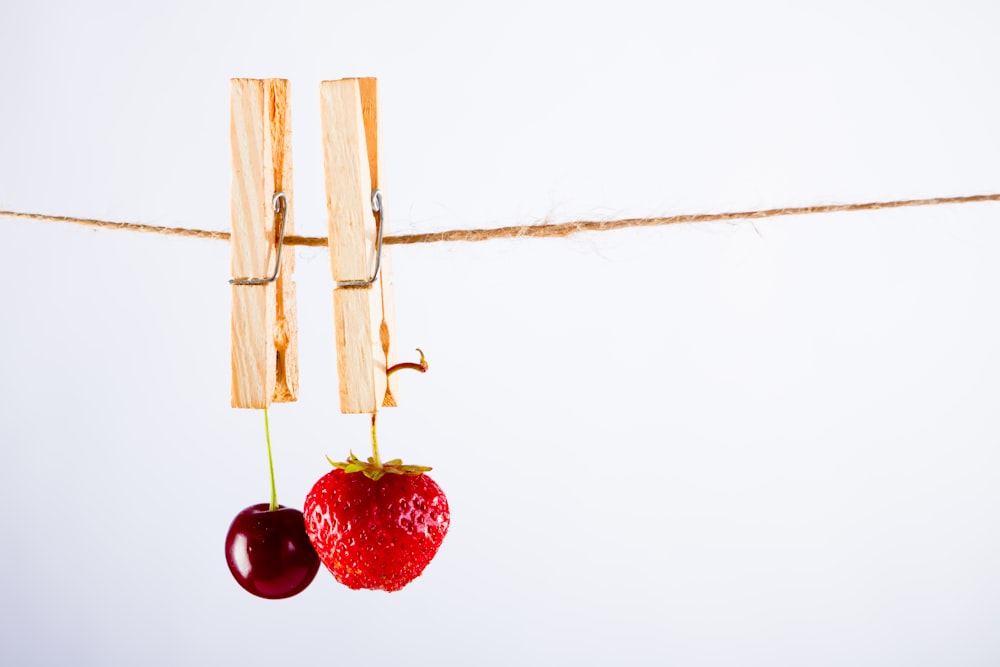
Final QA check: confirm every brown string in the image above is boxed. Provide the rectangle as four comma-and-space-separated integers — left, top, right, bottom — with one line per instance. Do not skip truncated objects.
3, 193, 999, 247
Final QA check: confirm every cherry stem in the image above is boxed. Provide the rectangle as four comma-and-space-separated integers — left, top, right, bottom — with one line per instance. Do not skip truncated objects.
370, 413, 382, 469
387, 348, 428, 377
264, 407, 278, 512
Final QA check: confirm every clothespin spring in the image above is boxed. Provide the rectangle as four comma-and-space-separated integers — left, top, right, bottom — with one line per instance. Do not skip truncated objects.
336, 189, 384, 288
230, 192, 289, 286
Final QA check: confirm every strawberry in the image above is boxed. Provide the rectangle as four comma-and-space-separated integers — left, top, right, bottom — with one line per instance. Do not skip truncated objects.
304, 417, 449, 592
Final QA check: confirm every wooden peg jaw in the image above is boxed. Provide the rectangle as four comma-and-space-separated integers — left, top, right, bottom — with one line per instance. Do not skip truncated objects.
320, 77, 399, 414
230, 78, 299, 409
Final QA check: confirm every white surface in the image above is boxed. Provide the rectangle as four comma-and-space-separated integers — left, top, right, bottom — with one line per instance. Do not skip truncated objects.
2, 1, 999, 665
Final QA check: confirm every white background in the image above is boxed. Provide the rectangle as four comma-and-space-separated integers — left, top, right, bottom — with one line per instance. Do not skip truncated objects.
2, 1, 999, 665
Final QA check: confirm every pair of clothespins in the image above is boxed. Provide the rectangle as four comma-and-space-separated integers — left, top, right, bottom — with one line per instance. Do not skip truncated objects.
229, 77, 398, 414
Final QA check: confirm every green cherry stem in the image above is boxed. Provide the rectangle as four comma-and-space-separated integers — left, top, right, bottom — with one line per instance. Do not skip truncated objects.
370, 413, 382, 469
264, 407, 278, 512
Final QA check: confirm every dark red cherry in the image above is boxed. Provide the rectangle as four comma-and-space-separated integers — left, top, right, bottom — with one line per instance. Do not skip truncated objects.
225, 504, 320, 599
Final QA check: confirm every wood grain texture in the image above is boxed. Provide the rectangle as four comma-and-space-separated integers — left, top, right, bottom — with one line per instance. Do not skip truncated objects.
320, 79, 376, 283
357, 78, 380, 191
321, 77, 397, 413
357, 78, 400, 407
230, 78, 298, 408
269, 79, 298, 403
333, 286, 386, 414
379, 247, 400, 407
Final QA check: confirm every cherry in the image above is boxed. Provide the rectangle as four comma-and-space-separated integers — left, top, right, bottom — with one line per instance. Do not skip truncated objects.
225, 503, 320, 599
225, 407, 319, 599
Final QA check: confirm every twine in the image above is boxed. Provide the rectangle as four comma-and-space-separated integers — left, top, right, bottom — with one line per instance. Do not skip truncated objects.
3, 193, 999, 247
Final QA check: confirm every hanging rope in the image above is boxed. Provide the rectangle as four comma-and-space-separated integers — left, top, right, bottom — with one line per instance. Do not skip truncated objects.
3, 193, 999, 246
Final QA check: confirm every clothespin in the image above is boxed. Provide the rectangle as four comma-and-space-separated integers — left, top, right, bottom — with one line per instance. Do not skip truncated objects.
320, 77, 399, 414
229, 78, 299, 408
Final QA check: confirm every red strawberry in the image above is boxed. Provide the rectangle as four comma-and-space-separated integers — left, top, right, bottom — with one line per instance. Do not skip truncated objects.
304, 453, 450, 592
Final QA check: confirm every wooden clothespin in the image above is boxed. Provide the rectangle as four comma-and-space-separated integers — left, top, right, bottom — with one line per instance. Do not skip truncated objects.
320, 77, 399, 414
229, 78, 299, 408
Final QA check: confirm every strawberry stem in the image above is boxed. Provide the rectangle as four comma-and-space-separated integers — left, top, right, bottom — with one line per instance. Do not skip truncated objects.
264, 407, 278, 512
387, 348, 428, 377
370, 413, 382, 469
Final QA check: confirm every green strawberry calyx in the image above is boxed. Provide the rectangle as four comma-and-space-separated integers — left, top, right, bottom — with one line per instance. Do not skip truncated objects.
326, 452, 432, 481
325, 408, 432, 482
